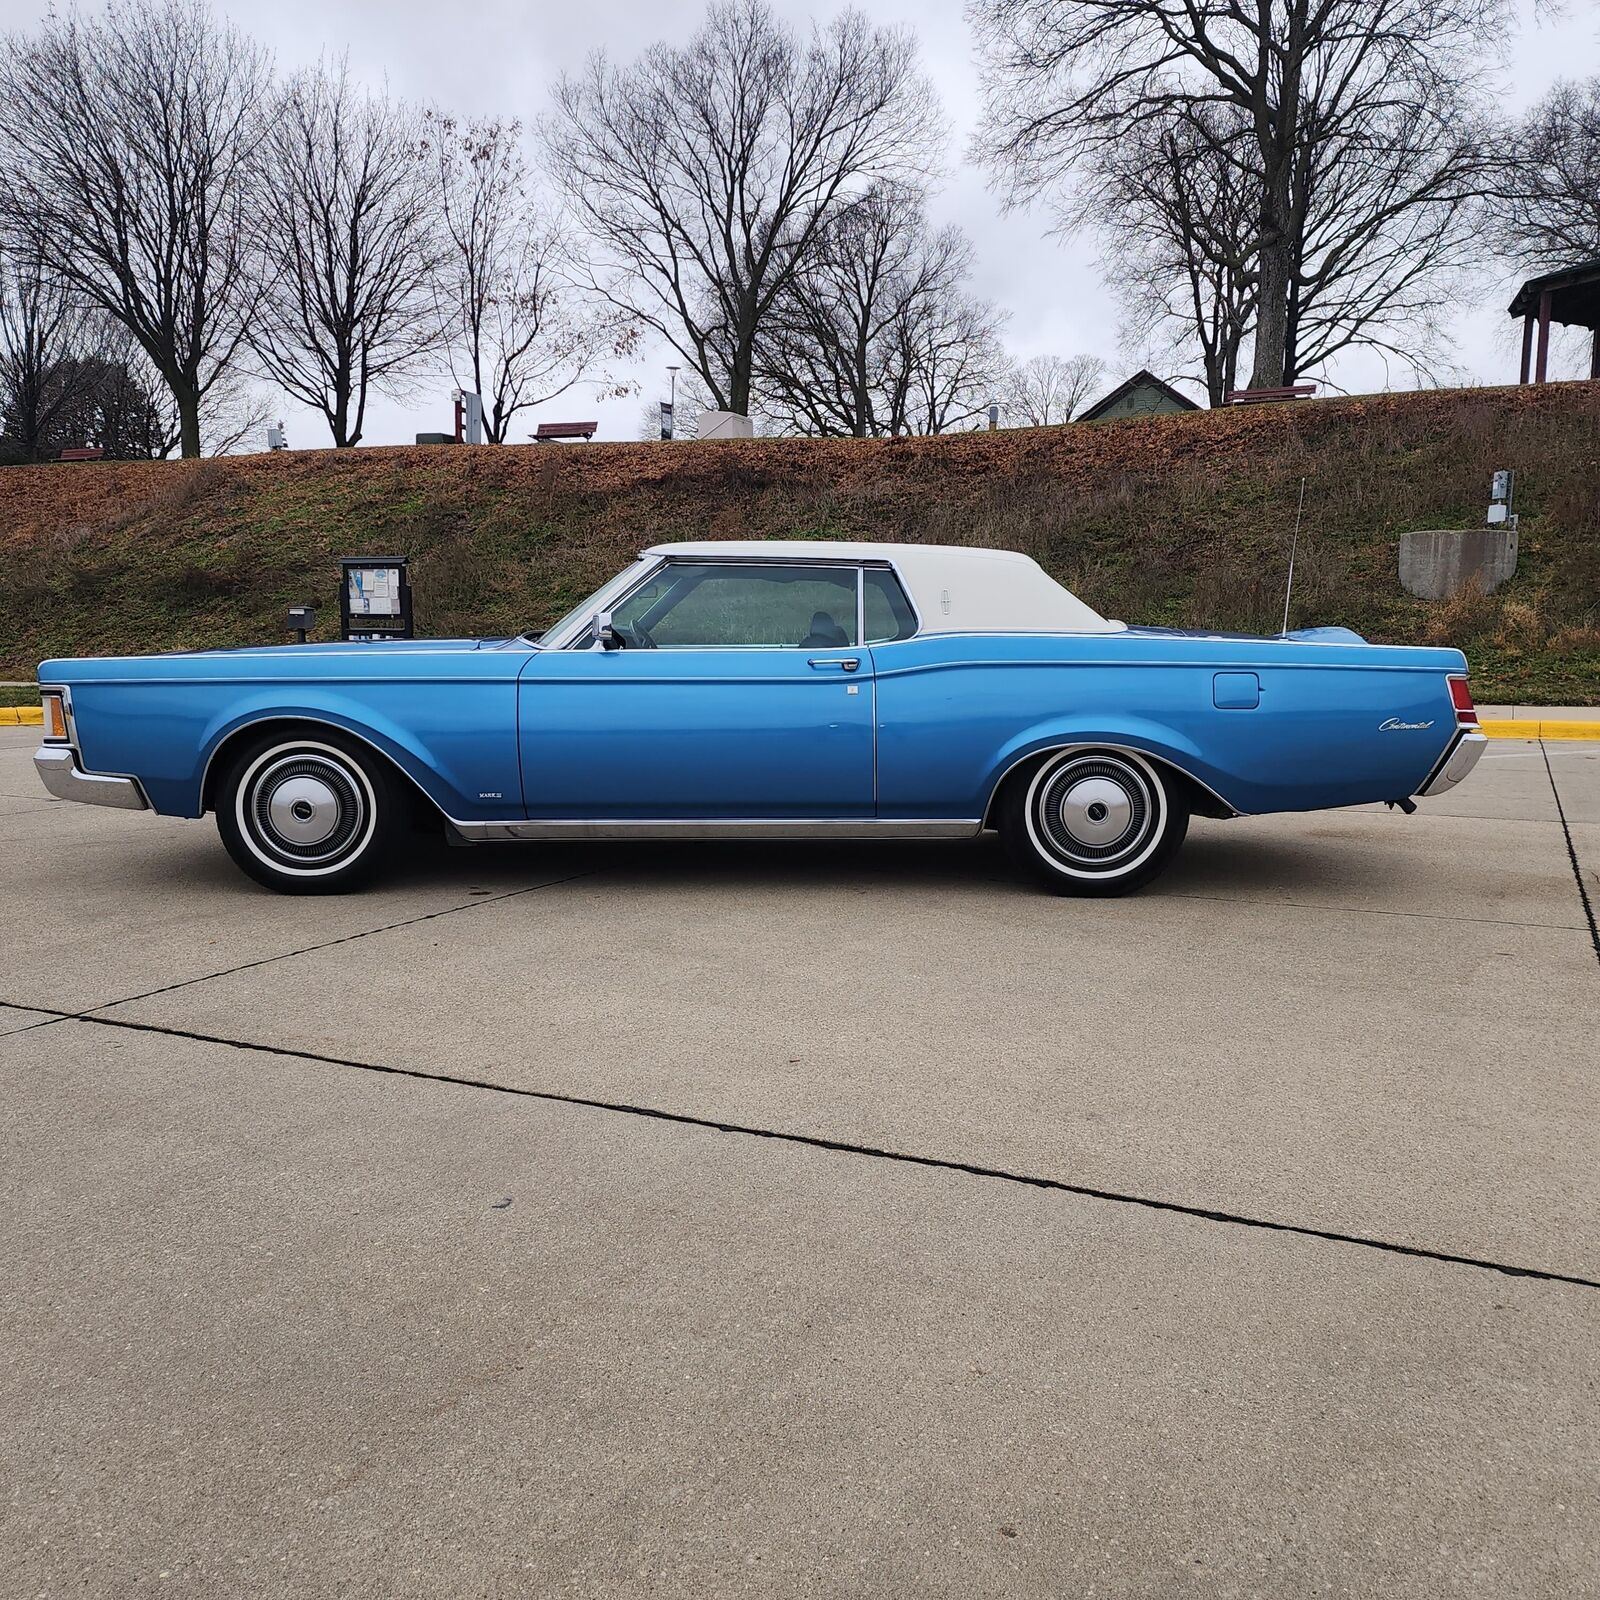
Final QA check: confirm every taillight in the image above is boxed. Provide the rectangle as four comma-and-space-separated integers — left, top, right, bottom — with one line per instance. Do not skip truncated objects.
41, 690, 69, 743
1448, 675, 1478, 727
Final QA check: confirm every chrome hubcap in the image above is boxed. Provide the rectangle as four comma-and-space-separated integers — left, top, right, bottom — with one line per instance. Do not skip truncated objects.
242, 748, 370, 869
1057, 777, 1133, 847
266, 775, 341, 846
1029, 752, 1162, 874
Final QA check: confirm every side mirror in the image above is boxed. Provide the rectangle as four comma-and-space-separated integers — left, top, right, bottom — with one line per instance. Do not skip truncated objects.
593, 610, 622, 650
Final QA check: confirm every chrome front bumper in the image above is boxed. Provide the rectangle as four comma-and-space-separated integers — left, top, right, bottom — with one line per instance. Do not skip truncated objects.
34, 745, 149, 810
1419, 730, 1487, 798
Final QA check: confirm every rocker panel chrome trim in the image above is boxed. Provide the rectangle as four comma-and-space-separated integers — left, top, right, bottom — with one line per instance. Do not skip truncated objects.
450, 816, 983, 842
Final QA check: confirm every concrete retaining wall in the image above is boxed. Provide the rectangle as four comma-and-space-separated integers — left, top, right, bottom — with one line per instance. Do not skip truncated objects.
1398, 528, 1518, 601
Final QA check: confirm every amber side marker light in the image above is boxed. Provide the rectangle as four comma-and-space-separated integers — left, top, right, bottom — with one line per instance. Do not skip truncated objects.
41, 691, 69, 742
1448, 675, 1479, 727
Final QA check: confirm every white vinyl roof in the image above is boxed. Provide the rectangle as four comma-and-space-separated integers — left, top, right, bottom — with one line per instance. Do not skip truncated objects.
644, 540, 1124, 635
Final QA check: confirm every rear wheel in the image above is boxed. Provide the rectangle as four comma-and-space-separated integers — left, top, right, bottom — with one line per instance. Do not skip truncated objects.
215, 732, 401, 893
1001, 747, 1189, 896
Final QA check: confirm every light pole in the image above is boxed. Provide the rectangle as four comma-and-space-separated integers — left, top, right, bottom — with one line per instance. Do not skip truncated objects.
664, 364, 681, 441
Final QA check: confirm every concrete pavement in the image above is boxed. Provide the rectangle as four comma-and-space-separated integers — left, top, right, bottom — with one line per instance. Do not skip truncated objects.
1, 725, 1597, 1597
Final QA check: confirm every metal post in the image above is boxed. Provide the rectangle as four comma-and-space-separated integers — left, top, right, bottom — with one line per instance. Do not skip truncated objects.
1520, 314, 1534, 384
1591, 327, 1599, 382
1535, 290, 1552, 384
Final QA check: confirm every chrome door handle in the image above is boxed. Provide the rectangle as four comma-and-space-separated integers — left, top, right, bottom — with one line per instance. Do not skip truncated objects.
808, 657, 859, 672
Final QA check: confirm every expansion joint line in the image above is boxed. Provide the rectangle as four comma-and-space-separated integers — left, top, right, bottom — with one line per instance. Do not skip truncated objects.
12, 1004, 1600, 1296
1, 863, 611, 1035
1541, 741, 1600, 967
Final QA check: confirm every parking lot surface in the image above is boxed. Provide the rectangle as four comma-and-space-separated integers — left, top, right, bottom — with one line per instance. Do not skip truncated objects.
2, 724, 1597, 1598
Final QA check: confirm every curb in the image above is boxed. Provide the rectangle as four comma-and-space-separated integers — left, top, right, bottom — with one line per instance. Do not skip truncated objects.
0, 707, 42, 726
1481, 720, 1600, 742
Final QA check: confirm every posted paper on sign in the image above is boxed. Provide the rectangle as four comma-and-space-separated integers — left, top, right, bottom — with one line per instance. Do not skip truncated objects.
348, 569, 401, 617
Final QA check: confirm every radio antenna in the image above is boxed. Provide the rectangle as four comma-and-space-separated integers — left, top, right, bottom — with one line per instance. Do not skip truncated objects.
1280, 476, 1307, 637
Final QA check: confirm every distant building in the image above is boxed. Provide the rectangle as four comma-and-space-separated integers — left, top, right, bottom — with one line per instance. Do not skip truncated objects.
1510, 259, 1600, 383
1076, 369, 1202, 422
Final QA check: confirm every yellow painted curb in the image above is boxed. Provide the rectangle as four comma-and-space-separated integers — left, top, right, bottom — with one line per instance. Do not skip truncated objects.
0, 706, 43, 726
1481, 719, 1600, 741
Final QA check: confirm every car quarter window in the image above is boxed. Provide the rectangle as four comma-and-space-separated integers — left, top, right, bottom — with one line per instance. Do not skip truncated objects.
863, 568, 917, 642
610, 563, 860, 648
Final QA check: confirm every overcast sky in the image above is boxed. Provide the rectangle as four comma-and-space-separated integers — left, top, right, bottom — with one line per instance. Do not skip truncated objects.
4, 0, 1596, 448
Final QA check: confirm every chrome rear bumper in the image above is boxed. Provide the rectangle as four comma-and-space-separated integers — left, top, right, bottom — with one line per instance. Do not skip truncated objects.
34, 745, 149, 810
1419, 730, 1487, 798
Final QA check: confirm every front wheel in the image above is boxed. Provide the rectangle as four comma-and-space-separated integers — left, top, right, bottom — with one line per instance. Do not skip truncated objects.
216, 732, 401, 893
1001, 747, 1189, 897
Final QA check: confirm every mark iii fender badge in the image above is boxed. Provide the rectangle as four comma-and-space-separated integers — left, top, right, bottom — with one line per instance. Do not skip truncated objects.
1379, 718, 1434, 731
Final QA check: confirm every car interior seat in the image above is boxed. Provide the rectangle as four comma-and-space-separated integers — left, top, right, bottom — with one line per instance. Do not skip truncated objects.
799, 610, 850, 648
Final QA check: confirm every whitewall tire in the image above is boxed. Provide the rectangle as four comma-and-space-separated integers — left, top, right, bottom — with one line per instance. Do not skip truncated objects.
1001, 747, 1189, 896
216, 732, 400, 893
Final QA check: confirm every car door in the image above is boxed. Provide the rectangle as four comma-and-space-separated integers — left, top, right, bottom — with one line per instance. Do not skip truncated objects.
516, 560, 875, 820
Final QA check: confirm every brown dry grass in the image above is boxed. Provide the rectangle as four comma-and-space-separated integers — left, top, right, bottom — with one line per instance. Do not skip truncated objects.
2, 382, 1598, 701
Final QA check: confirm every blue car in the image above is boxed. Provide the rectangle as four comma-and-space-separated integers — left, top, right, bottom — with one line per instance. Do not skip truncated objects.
35, 540, 1486, 895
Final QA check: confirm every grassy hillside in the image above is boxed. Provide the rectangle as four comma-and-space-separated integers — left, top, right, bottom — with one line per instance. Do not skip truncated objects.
2, 383, 1597, 702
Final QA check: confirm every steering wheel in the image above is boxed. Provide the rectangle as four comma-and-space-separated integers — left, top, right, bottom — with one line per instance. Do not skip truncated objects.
614, 619, 657, 649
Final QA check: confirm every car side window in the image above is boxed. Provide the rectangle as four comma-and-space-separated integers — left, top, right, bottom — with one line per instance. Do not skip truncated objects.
863, 568, 917, 643
611, 563, 860, 648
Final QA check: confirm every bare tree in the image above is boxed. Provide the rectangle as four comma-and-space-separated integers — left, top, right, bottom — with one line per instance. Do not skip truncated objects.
544, 0, 936, 417
1285, 92, 1483, 383
1004, 352, 1107, 426
68, 355, 172, 459
0, 0, 268, 458
756, 183, 1000, 437
904, 292, 1011, 435
0, 272, 187, 463
137, 357, 276, 456
0, 247, 95, 462
1091, 95, 1479, 399
1088, 107, 1257, 406
972, 0, 1505, 390
252, 63, 443, 447
431, 114, 632, 443
1498, 78, 1600, 268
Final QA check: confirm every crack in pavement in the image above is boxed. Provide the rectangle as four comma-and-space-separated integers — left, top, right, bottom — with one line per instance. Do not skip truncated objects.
1541, 742, 1600, 968
5, 1001, 1597, 1295
0, 862, 615, 1030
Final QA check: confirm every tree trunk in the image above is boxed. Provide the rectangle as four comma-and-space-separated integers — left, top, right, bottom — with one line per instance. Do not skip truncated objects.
728, 292, 760, 416
1249, 18, 1301, 394
332, 382, 352, 448
177, 388, 202, 459
1249, 201, 1293, 389
1203, 302, 1225, 407
1282, 297, 1300, 387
